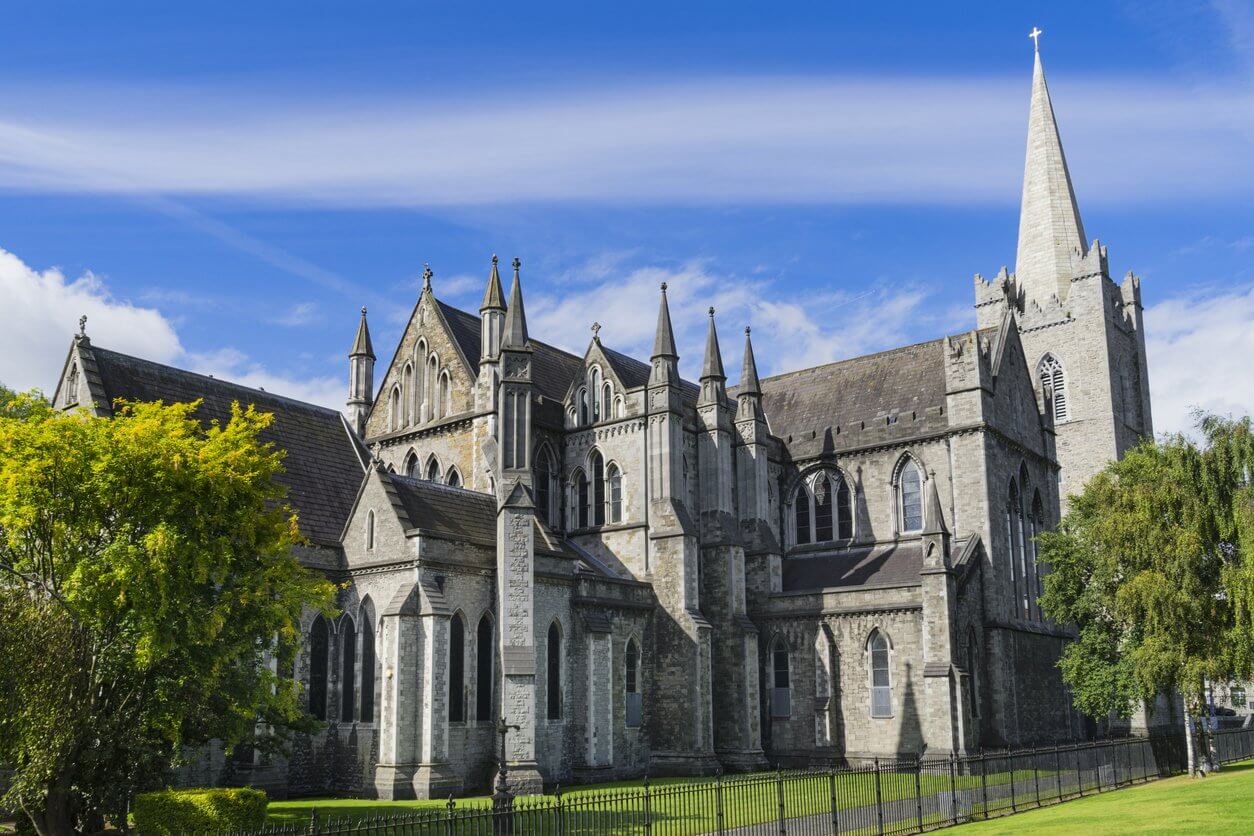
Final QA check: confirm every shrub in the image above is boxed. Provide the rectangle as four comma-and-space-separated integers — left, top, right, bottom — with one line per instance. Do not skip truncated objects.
133, 787, 267, 834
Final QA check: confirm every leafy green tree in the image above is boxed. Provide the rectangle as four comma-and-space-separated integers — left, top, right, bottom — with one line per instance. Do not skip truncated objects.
1039, 414, 1254, 774
0, 392, 335, 833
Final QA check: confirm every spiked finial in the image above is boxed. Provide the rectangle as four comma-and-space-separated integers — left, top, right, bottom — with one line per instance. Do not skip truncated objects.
651, 282, 678, 360
739, 325, 761, 396
481, 253, 506, 312
701, 307, 725, 381
350, 305, 375, 359
922, 469, 948, 536
502, 257, 529, 349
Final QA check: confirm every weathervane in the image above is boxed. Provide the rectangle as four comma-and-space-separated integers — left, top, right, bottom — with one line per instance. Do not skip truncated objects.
1029, 26, 1043, 52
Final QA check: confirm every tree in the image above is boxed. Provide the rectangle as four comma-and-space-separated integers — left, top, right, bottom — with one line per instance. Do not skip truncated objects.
1039, 414, 1254, 775
0, 393, 335, 833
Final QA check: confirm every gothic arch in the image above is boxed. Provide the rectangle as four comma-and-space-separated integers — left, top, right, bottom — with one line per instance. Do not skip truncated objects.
365, 509, 376, 551
338, 613, 357, 722
445, 466, 462, 488
891, 453, 925, 535
569, 467, 590, 529
546, 619, 564, 721
448, 610, 466, 723
358, 596, 378, 724
475, 611, 495, 722
401, 362, 414, 425
866, 628, 893, 718
388, 384, 402, 432
425, 454, 442, 483
403, 449, 420, 477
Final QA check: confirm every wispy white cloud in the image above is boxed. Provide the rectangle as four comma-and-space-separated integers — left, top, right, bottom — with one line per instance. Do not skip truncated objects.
1144, 283, 1254, 437
0, 246, 343, 409
0, 73, 1250, 207
272, 301, 322, 327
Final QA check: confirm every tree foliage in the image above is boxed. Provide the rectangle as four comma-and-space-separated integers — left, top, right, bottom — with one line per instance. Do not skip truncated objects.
1039, 414, 1254, 729
0, 393, 335, 833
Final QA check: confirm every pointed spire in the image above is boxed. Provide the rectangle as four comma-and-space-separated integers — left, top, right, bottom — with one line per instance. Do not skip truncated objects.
739, 326, 761, 395
1015, 43, 1087, 307
922, 470, 948, 536
651, 282, 678, 359
502, 257, 529, 349
480, 254, 506, 312
701, 307, 725, 381
350, 306, 375, 359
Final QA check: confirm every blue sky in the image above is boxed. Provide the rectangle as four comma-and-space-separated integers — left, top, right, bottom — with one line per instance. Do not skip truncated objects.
1, 1, 1251, 434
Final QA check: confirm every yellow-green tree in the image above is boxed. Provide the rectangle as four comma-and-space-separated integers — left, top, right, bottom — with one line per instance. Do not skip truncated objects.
1039, 414, 1254, 775
0, 390, 334, 833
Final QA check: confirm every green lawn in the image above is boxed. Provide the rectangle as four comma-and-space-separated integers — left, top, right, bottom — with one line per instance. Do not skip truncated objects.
954, 759, 1254, 835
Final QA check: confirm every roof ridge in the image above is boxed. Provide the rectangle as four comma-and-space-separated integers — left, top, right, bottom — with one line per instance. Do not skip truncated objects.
90, 346, 341, 415
388, 472, 495, 499
436, 298, 583, 363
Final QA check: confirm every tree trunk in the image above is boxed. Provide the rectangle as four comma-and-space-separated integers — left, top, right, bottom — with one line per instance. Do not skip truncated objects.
1183, 704, 1197, 776
26, 777, 77, 836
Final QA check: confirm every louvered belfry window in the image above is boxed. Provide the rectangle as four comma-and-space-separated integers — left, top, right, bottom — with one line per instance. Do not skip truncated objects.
1039, 355, 1069, 423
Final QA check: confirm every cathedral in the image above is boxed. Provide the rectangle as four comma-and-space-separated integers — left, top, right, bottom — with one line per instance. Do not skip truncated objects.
51, 48, 1153, 799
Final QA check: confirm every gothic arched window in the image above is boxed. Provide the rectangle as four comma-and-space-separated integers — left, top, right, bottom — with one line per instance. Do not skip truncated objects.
388, 385, 401, 431
625, 638, 642, 727
546, 621, 562, 721
578, 388, 589, 426
770, 637, 791, 718
607, 463, 623, 524
402, 363, 414, 425
440, 372, 452, 417
404, 451, 419, 477
426, 457, 441, 483
814, 476, 834, 542
476, 614, 494, 722
602, 383, 613, 421
868, 630, 892, 718
966, 629, 980, 719
898, 459, 923, 533
591, 451, 606, 526
793, 484, 812, 545
427, 355, 439, 421
1039, 354, 1069, 423
1008, 479, 1023, 618
415, 340, 428, 421
446, 467, 461, 488
308, 615, 329, 721
836, 476, 853, 540
572, 469, 590, 529
360, 602, 376, 723
365, 510, 375, 551
340, 615, 356, 722
535, 447, 557, 528
448, 613, 465, 723
590, 369, 602, 422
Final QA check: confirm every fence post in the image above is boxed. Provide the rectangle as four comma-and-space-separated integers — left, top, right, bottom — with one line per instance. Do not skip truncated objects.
554, 785, 565, 836
914, 757, 924, 832
445, 794, 455, 836
716, 770, 725, 836
948, 753, 958, 825
643, 773, 653, 835
777, 768, 787, 836
828, 768, 839, 835
1053, 744, 1062, 800
1075, 744, 1083, 797
874, 758, 884, 836
307, 807, 318, 836
1094, 743, 1102, 793
1033, 749, 1041, 807
979, 751, 989, 821
1008, 750, 1016, 812
1114, 740, 1122, 787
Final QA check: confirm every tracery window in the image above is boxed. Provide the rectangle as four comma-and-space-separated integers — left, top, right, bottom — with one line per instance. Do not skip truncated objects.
791, 471, 853, 546
448, 612, 465, 723
1039, 354, 1069, 423
340, 616, 356, 722
770, 637, 791, 718
476, 615, 494, 722
308, 615, 329, 721
360, 603, 376, 723
898, 459, 923, 533
546, 621, 562, 721
625, 638, 642, 727
607, 463, 623, 524
869, 630, 892, 718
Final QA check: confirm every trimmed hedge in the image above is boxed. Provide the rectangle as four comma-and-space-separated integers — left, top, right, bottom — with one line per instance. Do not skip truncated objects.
133, 787, 267, 834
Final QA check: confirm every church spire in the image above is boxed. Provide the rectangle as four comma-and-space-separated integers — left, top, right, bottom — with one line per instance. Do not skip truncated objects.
502, 257, 529, 349
346, 306, 375, 436
350, 305, 375, 359
1015, 37, 1087, 307
739, 326, 761, 396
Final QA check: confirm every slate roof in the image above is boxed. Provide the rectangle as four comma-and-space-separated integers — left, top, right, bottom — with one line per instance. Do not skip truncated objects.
436, 300, 585, 403
600, 345, 652, 390
748, 338, 948, 451
386, 474, 498, 542
86, 346, 368, 546
781, 542, 923, 592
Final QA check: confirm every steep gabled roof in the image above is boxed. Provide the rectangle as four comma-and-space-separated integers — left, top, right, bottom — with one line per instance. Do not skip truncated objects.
83, 346, 368, 546
385, 474, 498, 543
747, 337, 948, 448
782, 542, 923, 591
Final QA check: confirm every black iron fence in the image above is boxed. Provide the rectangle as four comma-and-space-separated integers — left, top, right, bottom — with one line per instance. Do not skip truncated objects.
234, 727, 1253, 836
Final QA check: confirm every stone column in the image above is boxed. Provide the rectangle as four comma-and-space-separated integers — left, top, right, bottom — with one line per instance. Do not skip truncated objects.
375, 583, 420, 800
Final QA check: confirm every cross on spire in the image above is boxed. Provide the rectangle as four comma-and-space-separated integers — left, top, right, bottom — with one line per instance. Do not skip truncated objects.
1029, 26, 1043, 52
591, 321, 601, 340
78, 315, 87, 338
422, 263, 433, 291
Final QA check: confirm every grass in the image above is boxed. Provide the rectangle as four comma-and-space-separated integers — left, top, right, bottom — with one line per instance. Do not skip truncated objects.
954, 758, 1254, 835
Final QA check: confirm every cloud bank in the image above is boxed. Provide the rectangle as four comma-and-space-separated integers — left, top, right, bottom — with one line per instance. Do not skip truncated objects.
0, 74, 1250, 207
